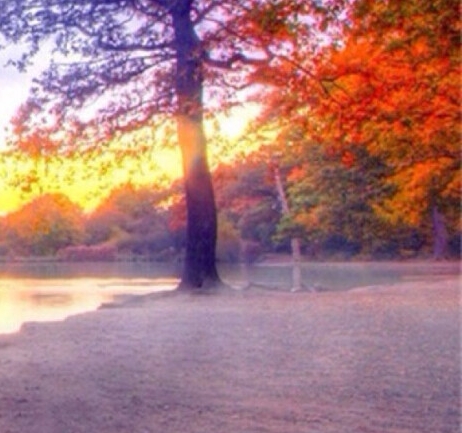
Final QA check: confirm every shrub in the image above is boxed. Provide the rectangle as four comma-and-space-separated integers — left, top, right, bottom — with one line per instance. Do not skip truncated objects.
57, 244, 117, 262
240, 240, 264, 264
322, 234, 361, 258
217, 215, 241, 263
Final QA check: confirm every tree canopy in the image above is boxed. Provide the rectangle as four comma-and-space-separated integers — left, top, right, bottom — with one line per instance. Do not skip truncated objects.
3, 193, 84, 256
255, 0, 460, 258
0, 0, 274, 288
0, 0, 459, 276
0, 0, 353, 288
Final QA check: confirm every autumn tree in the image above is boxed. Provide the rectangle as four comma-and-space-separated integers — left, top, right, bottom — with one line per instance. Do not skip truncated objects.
0, 0, 354, 288
260, 0, 460, 258
4, 194, 84, 256
86, 183, 174, 257
213, 158, 281, 251
325, 0, 460, 258
0, 1, 232, 288
280, 137, 407, 258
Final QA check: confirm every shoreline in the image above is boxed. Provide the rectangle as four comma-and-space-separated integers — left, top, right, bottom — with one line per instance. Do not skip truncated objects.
0, 253, 460, 264
0, 277, 460, 433
0, 260, 459, 336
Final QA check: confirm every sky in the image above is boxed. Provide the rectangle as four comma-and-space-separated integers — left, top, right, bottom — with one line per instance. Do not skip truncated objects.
0, 39, 261, 214
0, 40, 258, 145
0, 42, 52, 149
0, 59, 28, 147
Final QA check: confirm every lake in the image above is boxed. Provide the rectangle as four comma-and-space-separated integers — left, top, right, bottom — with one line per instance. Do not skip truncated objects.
0, 260, 459, 335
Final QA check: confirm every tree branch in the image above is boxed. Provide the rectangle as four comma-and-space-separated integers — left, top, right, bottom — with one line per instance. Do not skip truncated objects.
192, 0, 223, 25
96, 38, 174, 53
204, 51, 270, 69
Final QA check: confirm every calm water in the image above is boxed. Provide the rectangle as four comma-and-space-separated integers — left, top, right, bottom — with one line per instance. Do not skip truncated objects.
0, 260, 459, 335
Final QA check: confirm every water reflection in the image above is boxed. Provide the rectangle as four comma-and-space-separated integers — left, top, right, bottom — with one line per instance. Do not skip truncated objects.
0, 261, 458, 335
0, 278, 177, 335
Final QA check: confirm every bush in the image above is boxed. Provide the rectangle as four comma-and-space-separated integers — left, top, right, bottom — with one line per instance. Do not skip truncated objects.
217, 238, 240, 263
448, 233, 461, 258
0, 243, 9, 257
4, 194, 84, 256
217, 215, 241, 262
240, 240, 264, 264
57, 244, 117, 262
371, 242, 399, 259
116, 233, 173, 255
322, 234, 361, 258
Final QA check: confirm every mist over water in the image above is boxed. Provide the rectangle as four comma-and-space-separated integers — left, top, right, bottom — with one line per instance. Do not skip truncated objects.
0, 261, 458, 335
0, 277, 178, 334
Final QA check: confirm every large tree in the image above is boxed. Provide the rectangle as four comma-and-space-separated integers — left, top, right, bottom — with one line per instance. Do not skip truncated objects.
0, 0, 264, 289
0, 0, 348, 288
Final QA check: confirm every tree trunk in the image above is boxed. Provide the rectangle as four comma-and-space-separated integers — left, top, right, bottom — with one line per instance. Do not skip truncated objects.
273, 164, 302, 291
432, 205, 448, 260
172, 4, 221, 290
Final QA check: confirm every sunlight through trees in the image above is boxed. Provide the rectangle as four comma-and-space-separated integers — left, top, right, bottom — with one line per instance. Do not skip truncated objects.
0, 0, 459, 274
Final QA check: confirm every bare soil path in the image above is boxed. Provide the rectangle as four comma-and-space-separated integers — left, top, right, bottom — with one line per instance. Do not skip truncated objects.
0, 277, 459, 433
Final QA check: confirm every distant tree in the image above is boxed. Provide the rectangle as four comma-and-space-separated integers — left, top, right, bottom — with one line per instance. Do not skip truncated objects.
86, 183, 173, 256
281, 140, 399, 258
213, 160, 280, 251
85, 207, 128, 246
4, 194, 84, 256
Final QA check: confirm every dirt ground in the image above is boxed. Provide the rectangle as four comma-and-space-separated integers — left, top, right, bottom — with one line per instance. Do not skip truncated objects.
0, 276, 460, 433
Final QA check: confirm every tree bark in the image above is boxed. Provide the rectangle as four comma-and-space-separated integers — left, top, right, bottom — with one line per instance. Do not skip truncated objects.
172, 4, 221, 290
432, 205, 448, 260
273, 164, 302, 291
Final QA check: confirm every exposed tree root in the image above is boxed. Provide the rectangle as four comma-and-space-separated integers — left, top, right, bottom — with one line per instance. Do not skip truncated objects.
176, 277, 232, 294
100, 278, 326, 311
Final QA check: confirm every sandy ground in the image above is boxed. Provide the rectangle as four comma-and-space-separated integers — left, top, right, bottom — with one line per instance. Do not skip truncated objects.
0, 276, 460, 433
